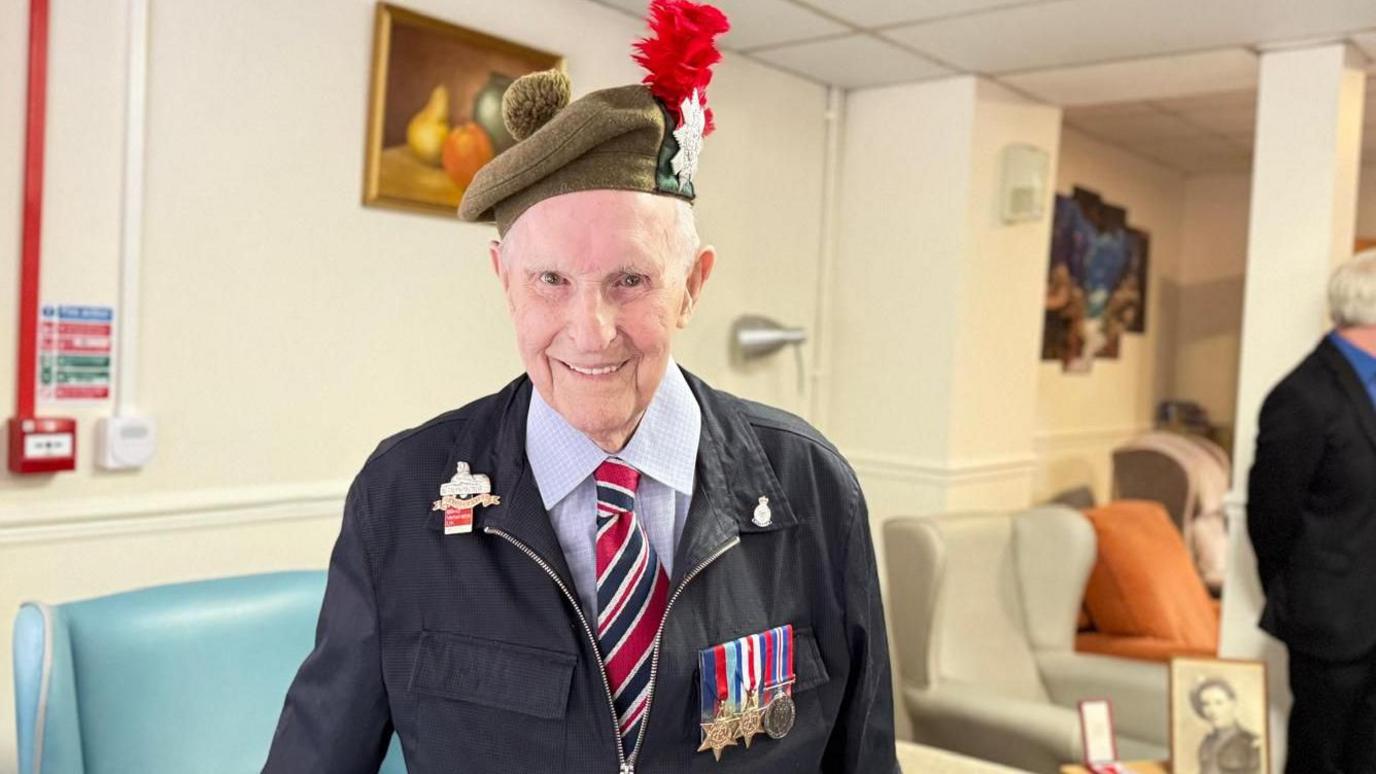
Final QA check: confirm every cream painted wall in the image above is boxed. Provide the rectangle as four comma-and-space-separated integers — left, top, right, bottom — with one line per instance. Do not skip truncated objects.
832, 74, 1060, 744
830, 77, 973, 492
0, 0, 829, 765
946, 81, 1061, 486
1173, 173, 1250, 429
832, 76, 1062, 520
1355, 163, 1376, 234
1035, 129, 1185, 503
1161, 162, 1376, 465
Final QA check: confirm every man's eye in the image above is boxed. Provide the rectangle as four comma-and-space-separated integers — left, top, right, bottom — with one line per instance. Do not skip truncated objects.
539, 271, 564, 286
619, 274, 644, 288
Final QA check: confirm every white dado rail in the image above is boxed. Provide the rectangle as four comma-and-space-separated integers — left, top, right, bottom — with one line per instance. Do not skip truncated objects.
1033, 424, 1153, 452
0, 481, 348, 545
847, 451, 1040, 488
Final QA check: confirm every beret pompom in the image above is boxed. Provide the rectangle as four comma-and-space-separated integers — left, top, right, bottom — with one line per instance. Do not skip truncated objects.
502, 69, 572, 142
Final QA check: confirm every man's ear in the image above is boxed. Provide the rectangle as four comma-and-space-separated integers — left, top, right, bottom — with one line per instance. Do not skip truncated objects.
489, 239, 517, 314
677, 245, 716, 328
489, 240, 505, 284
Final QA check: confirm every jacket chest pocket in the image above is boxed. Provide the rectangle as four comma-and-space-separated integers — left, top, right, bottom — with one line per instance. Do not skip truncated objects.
691, 627, 833, 772
410, 630, 575, 770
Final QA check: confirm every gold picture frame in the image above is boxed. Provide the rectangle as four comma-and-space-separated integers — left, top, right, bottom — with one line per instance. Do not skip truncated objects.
1169, 657, 1270, 774
363, 3, 563, 216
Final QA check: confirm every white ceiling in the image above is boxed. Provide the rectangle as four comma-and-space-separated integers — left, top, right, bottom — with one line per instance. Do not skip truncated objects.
588, 0, 1376, 175
1062, 78, 1376, 175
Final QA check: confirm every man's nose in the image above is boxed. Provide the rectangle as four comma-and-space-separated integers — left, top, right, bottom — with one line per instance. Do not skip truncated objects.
568, 287, 617, 352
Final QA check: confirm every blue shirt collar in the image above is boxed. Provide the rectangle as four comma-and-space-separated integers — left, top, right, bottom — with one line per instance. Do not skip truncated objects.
1330, 331, 1376, 386
525, 359, 701, 510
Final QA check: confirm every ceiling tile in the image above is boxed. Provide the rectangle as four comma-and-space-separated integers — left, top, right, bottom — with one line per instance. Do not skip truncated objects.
1063, 102, 1159, 119
795, 0, 1051, 29
1135, 136, 1248, 172
1351, 31, 1376, 63
1168, 106, 1257, 134
1151, 89, 1256, 113
1223, 130, 1255, 149
1187, 153, 1256, 175
1065, 111, 1202, 144
750, 34, 953, 88
589, 0, 658, 17
713, 0, 851, 50
588, 0, 848, 50
883, 0, 1376, 75
998, 49, 1258, 106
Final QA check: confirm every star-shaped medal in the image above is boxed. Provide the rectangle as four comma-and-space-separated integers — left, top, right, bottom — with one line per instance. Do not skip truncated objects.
671, 89, 706, 187
697, 705, 740, 761
738, 693, 765, 748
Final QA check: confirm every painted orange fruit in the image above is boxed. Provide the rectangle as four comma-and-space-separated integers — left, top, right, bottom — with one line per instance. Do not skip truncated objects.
442, 122, 494, 189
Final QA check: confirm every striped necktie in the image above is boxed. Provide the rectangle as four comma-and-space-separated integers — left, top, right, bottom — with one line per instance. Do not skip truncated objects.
594, 457, 670, 759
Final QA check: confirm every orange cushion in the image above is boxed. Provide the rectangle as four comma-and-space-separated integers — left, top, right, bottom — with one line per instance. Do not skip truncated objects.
1081, 500, 1219, 653
1075, 632, 1216, 663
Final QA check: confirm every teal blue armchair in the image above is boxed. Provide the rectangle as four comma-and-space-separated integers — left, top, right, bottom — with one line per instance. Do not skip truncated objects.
12, 571, 406, 773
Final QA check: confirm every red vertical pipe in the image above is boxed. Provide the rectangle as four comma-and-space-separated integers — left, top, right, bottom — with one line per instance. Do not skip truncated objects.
15, 0, 50, 419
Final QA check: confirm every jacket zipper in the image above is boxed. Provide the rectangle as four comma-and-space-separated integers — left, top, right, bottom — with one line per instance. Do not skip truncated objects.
484, 527, 629, 774
629, 535, 742, 770
487, 526, 741, 774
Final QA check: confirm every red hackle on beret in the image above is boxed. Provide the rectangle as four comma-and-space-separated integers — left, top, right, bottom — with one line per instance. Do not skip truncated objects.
631, 0, 730, 135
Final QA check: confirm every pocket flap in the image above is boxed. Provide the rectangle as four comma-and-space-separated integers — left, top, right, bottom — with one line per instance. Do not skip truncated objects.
794, 627, 830, 693
410, 631, 576, 720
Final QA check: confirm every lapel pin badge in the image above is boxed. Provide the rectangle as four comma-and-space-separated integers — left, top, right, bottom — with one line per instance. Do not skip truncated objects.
752, 496, 772, 528
432, 461, 501, 535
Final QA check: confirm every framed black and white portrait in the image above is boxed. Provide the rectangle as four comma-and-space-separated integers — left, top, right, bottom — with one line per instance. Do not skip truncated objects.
1170, 657, 1270, 774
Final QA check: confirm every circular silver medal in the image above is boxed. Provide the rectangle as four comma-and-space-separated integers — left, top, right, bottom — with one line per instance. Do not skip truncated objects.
762, 693, 796, 739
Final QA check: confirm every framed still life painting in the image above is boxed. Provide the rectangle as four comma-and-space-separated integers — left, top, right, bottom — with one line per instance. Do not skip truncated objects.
363, 3, 563, 216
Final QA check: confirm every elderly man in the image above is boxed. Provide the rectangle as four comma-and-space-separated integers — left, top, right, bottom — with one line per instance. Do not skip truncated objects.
1249, 251, 1376, 774
263, 2, 896, 772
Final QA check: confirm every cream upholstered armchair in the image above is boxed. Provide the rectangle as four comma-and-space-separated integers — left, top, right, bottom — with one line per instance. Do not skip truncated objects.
884, 507, 1169, 773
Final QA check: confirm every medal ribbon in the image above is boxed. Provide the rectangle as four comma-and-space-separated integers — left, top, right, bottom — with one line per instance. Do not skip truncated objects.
699, 646, 717, 719
726, 639, 740, 713
764, 625, 795, 692
745, 632, 759, 702
714, 643, 729, 704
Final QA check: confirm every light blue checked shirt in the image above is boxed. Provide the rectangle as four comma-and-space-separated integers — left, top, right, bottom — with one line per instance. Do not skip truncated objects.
525, 360, 701, 619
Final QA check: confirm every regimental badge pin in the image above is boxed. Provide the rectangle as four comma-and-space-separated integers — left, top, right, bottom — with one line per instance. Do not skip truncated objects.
431, 461, 501, 535
752, 496, 772, 528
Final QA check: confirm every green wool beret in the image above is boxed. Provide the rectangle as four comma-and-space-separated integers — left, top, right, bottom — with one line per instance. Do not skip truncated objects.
457, 74, 695, 237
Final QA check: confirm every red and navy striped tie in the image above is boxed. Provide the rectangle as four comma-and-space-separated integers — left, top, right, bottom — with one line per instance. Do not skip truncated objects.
594, 458, 670, 759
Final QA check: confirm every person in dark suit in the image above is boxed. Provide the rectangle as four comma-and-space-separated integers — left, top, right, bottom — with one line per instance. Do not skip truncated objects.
1249, 252, 1376, 774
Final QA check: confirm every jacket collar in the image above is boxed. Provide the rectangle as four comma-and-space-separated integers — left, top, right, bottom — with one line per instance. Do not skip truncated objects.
1317, 336, 1376, 451
671, 369, 798, 584
430, 370, 800, 591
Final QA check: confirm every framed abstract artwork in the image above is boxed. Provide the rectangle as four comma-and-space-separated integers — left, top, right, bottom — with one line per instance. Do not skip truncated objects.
363, 3, 563, 216
1042, 186, 1151, 372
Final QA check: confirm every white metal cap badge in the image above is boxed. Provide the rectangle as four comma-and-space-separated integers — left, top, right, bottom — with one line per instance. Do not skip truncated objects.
752, 496, 772, 528
432, 461, 501, 535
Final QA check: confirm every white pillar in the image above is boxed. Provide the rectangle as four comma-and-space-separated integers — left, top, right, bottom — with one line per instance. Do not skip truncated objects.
830, 77, 1061, 519
1219, 43, 1366, 772
830, 75, 1061, 742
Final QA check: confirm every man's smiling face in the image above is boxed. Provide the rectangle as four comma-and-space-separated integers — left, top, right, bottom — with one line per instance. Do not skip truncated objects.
491, 189, 713, 452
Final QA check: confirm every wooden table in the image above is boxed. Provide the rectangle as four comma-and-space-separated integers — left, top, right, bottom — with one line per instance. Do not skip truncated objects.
1060, 763, 1170, 774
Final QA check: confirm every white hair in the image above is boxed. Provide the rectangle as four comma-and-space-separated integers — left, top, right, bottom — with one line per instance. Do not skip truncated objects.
1329, 249, 1376, 328
498, 197, 700, 278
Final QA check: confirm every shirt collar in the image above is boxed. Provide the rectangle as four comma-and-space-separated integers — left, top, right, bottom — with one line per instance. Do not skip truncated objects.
525, 359, 702, 510
1330, 331, 1376, 385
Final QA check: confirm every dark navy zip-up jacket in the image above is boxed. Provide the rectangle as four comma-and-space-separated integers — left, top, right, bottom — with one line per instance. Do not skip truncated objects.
264, 371, 898, 773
